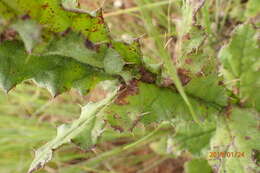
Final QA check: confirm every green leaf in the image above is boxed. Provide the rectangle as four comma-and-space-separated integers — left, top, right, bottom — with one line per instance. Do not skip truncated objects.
16, 0, 109, 42
11, 19, 42, 53
185, 75, 227, 107
72, 113, 105, 150
43, 31, 140, 70
245, 0, 260, 18
219, 24, 260, 110
103, 48, 125, 74
105, 82, 218, 132
71, 9, 110, 43
0, 41, 109, 96
172, 116, 217, 155
142, 56, 162, 74
182, 26, 206, 56
184, 158, 212, 173
209, 108, 260, 173
177, 0, 193, 36
181, 52, 217, 77
43, 32, 104, 68
112, 40, 142, 64
28, 80, 119, 173
0, 1, 16, 21
150, 136, 176, 156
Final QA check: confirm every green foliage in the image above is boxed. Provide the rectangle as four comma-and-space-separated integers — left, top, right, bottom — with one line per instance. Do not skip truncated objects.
246, 0, 260, 17
0, 0, 260, 173
11, 19, 42, 53
103, 48, 125, 74
0, 41, 108, 96
219, 24, 260, 110
0, 1, 16, 21
112, 40, 142, 64
184, 158, 212, 173
172, 117, 216, 156
16, 0, 109, 42
185, 75, 227, 107
28, 80, 119, 173
106, 82, 190, 126
44, 32, 105, 68
209, 108, 260, 173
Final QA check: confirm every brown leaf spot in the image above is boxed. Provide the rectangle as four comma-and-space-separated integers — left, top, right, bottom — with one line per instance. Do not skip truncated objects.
218, 80, 224, 86
241, 0, 248, 4
182, 33, 191, 41
139, 67, 156, 83
244, 136, 251, 140
224, 103, 232, 118
97, 15, 105, 24
113, 114, 121, 119
66, 158, 87, 165
21, 14, 30, 20
252, 149, 260, 166
110, 125, 124, 133
129, 116, 141, 132
41, 3, 49, 9
185, 58, 193, 65
177, 68, 191, 85
115, 80, 139, 105
0, 29, 17, 42
232, 86, 239, 95
161, 77, 173, 87
60, 28, 71, 36
85, 87, 108, 102
84, 39, 99, 51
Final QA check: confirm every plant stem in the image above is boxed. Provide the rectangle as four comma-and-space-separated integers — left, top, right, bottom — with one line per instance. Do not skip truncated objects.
104, 0, 175, 18
83, 124, 168, 167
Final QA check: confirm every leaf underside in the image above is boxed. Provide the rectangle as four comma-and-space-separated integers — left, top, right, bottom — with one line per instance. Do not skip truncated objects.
28, 80, 119, 173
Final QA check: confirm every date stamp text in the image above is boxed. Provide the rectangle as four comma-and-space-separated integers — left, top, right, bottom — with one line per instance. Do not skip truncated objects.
209, 152, 245, 158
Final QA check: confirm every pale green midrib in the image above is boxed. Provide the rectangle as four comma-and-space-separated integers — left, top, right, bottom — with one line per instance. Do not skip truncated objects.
176, 128, 216, 144
185, 91, 225, 109
238, 26, 250, 99
164, 60, 201, 125
136, 0, 201, 125
84, 125, 170, 167
222, 115, 245, 172
29, 91, 117, 171
30, 108, 98, 169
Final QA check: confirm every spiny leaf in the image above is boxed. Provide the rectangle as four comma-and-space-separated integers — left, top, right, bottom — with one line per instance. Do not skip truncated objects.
181, 26, 206, 56
185, 75, 227, 107
43, 32, 105, 68
219, 24, 260, 110
0, 40, 110, 96
171, 115, 217, 156
150, 136, 172, 156
105, 82, 219, 132
208, 107, 260, 173
72, 114, 105, 150
103, 48, 125, 74
28, 80, 120, 173
71, 9, 109, 43
11, 19, 42, 53
16, 0, 109, 42
43, 31, 140, 70
112, 40, 142, 64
